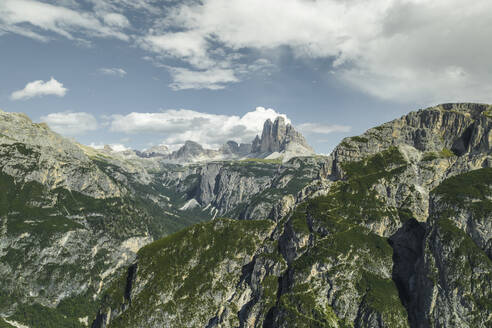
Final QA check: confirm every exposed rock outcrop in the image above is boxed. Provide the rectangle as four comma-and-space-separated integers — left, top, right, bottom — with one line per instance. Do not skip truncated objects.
2, 104, 491, 328
93, 103, 491, 328
131, 116, 316, 164
251, 117, 315, 160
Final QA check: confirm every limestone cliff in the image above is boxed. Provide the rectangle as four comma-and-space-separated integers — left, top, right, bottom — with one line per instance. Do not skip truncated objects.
251, 117, 315, 160
93, 103, 491, 328
1, 104, 491, 328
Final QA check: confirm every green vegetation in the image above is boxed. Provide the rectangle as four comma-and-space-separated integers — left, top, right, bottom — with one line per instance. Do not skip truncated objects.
357, 271, 408, 326
56, 291, 100, 325
482, 109, 492, 118
432, 168, 492, 223
103, 218, 275, 327
350, 136, 369, 143
426, 169, 492, 324
433, 167, 492, 205
0, 318, 14, 328
278, 287, 352, 327
293, 226, 393, 273
290, 147, 406, 236
10, 303, 84, 328
422, 148, 455, 161
281, 147, 410, 326
339, 141, 356, 149
262, 275, 280, 309
225, 158, 280, 177
239, 157, 283, 164
435, 218, 492, 307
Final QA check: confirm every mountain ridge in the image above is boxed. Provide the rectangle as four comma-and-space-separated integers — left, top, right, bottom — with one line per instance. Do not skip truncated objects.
104, 116, 315, 164
90, 103, 491, 328
0, 103, 490, 328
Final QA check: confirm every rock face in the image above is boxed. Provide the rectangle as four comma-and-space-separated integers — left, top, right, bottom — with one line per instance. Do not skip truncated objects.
135, 145, 170, 158
93, 103, 491, 328
251, 117, 315, 160
219, 140, 252, 156
0, 111, 124, 199
1, 104, 491, 328
133, 116, 315, 164
0, 110, 326, 327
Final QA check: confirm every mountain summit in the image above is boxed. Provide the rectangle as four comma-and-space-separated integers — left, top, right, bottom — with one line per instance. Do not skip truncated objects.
126, 116, 316, 163
0, 104, 491, 328
251, 116, 315, 160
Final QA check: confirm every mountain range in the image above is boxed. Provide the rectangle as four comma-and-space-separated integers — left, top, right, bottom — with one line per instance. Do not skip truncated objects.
105, 116, 315, 164
0, 103, 490, 328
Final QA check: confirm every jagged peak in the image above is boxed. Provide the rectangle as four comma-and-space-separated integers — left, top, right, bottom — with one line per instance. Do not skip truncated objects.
182, 140, 204, 150
332, 102, 492, 177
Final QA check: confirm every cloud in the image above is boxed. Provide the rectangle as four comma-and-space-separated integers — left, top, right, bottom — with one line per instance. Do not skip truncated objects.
169, 67, 238, 90
139, 0, 492, 103
40, 111, 98, 135
139, 31, 211, 69
102, 13, 130, 28
99, 68, 127, 77
298, 123, 351, 135
110, 107, 290, 148
11, 77, 67, 100
89, 142, 130, 152
3, 0, 492, 102
0, 0, 129, 41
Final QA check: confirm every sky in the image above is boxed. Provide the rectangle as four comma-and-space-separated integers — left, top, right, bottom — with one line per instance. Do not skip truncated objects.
1, 0, 491, 153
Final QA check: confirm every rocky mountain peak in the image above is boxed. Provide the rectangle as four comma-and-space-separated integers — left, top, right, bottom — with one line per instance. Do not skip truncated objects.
137, 145, 170, 158
251, 116, 315, 159
174, 140, 204, 157
439, 102, 492, 118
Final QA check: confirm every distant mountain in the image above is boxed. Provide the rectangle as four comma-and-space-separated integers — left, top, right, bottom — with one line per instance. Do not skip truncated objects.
135, 145, 170, 158
1, 104, 491, 328
251, 116, 315, 160
92, 103, 491, 328
0, 109, 327, 327
128, 116, 315, 164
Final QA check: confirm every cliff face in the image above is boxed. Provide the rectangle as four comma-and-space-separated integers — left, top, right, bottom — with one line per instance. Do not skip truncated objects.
0, 111, 326, 327
1, 104, 491, 328
413, 169, 492, 327
133, 116, 315, 164
251, 117, 315, 160
0, 111, 125, 199
93, 104, 491, 328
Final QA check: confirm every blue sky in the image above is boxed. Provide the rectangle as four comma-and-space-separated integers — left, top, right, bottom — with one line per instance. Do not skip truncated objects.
1, 0, 491, 153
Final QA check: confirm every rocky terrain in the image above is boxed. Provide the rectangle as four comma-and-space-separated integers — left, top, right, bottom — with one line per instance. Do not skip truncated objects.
0, 110, 326, 327
92, 103, 491, 328
0, 103, 490, 327
109, 116, 315, 164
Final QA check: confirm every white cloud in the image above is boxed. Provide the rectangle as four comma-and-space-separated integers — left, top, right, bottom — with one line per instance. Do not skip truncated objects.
0, 0, 129, 41
3, 0, 492, 102
169, 67, 238, 90
139, 31, 211, 69
40, 111, 98, 135
298, 123, 351, 135
11, 77, 67, 100
110, 107, 290, 148
140, 0, 492, 103
99, 68, 127, 77
102, 13, 130, 28
89, 142, 130, 152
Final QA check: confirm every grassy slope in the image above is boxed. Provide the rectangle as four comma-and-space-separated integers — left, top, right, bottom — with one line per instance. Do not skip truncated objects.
278, 147, 410, 327
102, 218, 275, 327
